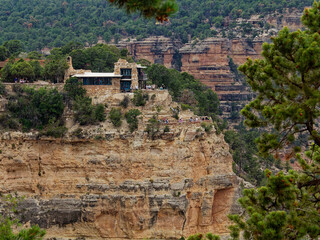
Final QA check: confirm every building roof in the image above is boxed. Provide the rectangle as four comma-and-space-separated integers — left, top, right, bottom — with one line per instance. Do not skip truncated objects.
72, 72, 122, 78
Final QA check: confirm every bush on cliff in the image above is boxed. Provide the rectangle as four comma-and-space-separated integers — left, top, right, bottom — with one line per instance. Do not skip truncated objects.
6, 86, 64, 131
73, 96, 106, 125
201, 122, 213, 133
0, 114, 19, 130
132, 90, 148, 106
145, 115, 160, 139
187, 233, 220, 240
94, 104, 106, 122
109, 108, 122, 127
40, 119, 67, 138
120, 95, 130, 108
64, 77, 86, 102
64, 77, 106, 125
73, 96, 94, 125
125, 109, 141, 132
0, 81, 6, 96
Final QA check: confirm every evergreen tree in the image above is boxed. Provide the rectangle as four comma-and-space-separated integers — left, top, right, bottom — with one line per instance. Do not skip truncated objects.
3, 40, 24, 56
229, 167, 320, 240
44, 58, 68, 83
11, 60, 35, 81
240, 1, 320, 155
0, 46, 9, 61
107, 0, 178, 22
227, 2, 320, 239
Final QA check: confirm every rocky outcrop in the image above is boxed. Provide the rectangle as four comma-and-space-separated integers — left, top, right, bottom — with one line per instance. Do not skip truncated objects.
179, 38, 262, 91
117, 36, 183, 69
0, 90, 241, 239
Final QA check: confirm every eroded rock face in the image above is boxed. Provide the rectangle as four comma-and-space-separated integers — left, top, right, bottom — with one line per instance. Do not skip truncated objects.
0, 128, 239, 239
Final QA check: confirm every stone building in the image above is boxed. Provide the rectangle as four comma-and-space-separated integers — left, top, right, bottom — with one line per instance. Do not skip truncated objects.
64, 56, 92, 81
70, 58, 147, 94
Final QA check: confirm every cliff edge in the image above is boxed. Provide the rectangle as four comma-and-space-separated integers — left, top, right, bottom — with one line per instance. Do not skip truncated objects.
0, 90, 240, 239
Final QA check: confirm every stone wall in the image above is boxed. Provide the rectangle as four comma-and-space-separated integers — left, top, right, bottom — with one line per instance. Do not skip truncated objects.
83, 78, 120, 97
114, 59, 139, 88
64, 56, 92, 81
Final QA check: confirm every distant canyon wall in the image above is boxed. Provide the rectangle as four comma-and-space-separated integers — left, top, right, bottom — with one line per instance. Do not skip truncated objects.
116, 10, 303, 115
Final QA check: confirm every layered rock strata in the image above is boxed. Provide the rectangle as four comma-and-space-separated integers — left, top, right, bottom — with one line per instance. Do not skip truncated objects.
116, 10, 304, 117
117, 36, 182, 69
0, 90, 240, 239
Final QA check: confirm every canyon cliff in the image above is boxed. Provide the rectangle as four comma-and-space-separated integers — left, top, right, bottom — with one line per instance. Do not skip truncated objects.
116, 9, 304, 117
0, 89, 240, 239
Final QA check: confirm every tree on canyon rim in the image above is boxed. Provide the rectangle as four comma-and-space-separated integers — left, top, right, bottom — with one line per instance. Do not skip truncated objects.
107, 0, 178, 22
227, 2, 320, 239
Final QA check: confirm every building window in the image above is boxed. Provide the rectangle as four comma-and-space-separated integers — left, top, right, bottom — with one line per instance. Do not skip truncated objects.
121, 69, 132, 77
82, 77, 112, 85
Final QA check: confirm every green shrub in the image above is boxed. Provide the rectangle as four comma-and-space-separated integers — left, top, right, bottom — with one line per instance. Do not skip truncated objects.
72, 128, 84, 138
146, 64, 219, 118
41, 121, 67, 138
31, 88, 64, 125
145, 115, 160, 139
64, 77, 86, 101
6, 87, 64, 130
125, 109, 141, 132
0, 81, 6, 96
73, 96, 94, 125
155, 105, 162, 113
132, 90, 148, 106
109, 108, 122, 127
187, 233, 220, 240
94, 135, 104, 140
201, 122, 213, 133
0, 114, 19, 130
73, 97, 105, 125
94, 104, 106, 122
163, 125, 170, 133
181, 103, 191, 111
12, 84, 24, 95
120, 95, 130, 108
